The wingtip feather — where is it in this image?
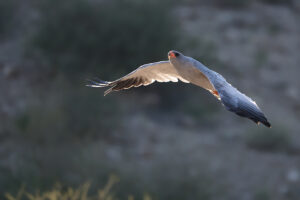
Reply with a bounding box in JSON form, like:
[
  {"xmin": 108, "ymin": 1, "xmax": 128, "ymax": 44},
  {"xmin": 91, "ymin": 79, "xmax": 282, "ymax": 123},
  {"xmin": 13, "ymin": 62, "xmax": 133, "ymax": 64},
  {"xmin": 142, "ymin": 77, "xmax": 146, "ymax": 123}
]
[
  {"xmin": 85, "ymin": 78, "xmax": 110, "ymax": 88},
  {"xmin": 263, "ymin": 121, "xmax": 271, "ymax": 128},
  {"xmin": 257, "ymin": 118, "xmax": 271, "ymax": 128}
]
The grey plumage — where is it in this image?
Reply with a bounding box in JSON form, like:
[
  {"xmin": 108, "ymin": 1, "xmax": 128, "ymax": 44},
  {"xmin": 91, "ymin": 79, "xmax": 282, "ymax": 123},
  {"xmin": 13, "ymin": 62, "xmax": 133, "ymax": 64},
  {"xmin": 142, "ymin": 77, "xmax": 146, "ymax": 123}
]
[
  {"xmin": 218, "ymin": 83, "xmax": 271, "ymax": 127},
  {"xmin": 87, "ymin": 50, "xmax": 271, "ymax": 127}
]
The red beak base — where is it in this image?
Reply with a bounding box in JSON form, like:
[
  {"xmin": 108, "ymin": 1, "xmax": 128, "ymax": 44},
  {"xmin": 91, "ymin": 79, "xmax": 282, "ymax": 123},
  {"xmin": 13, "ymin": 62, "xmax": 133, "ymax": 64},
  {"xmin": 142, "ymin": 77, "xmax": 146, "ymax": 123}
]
[{"xmin": 168, "ymin": 51, "xmax": 176, "ymax": 58}]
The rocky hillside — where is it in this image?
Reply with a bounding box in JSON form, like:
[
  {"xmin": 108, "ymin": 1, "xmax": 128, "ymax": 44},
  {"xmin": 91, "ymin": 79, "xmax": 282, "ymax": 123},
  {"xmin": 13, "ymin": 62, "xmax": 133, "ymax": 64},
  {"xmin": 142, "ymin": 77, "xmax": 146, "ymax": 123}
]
[{"xmin": 0, "ymin": 0, "xmax": 299, "ymax": 199}]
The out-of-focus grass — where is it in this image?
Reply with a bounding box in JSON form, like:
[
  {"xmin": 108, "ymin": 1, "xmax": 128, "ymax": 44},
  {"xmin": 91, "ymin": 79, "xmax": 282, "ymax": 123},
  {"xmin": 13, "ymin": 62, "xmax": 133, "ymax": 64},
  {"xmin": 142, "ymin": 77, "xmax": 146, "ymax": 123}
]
[
  {"xmin": 4, "ymin": 170, "xmax": 218, "ymax": 200},
  {"xmin": 5, "ymin": 175, "xmax": 150, "ymax": 200},
  {"xmin": 1, "ymin": 145, "xmax": 220, "ymax": 200}
]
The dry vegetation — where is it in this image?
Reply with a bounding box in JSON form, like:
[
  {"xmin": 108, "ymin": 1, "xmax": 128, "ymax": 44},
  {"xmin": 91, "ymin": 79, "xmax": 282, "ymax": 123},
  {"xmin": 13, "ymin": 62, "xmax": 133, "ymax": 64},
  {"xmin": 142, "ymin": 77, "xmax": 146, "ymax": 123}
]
[{"xmin": 5, "ymin": 175, "xmax": 154, "ymax": 200}]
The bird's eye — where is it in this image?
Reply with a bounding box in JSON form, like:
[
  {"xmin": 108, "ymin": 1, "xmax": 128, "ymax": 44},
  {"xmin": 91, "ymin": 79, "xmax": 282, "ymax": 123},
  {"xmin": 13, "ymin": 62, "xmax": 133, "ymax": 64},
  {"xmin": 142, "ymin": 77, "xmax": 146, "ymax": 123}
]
[{"xmin": 175, "ymin": 52, "xmax": 180, "ymax": 57}]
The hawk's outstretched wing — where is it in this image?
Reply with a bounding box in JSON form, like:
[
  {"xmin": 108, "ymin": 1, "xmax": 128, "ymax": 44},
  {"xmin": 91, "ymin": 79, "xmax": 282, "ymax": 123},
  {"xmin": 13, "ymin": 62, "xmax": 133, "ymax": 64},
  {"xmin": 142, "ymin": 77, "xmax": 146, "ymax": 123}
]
[{"xmin": 86, "ymin": 61, "xmax": 189, "ymax": 96}]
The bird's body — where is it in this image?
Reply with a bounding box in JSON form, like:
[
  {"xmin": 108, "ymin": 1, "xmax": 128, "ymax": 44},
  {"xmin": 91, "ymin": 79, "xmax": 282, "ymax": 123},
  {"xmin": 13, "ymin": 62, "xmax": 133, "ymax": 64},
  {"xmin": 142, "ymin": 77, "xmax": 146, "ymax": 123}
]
[{"xmin": 87, "ymin": 50, "xmax": 271, "ymax": 127}]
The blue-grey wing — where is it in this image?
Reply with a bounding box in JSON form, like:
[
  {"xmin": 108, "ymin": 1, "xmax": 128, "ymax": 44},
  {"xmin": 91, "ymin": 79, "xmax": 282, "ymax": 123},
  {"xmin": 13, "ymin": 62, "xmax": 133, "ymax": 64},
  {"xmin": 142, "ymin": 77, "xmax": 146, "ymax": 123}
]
[{"xmin": 219, "ymin": 85, "xmax": 271, "ymax": 127}]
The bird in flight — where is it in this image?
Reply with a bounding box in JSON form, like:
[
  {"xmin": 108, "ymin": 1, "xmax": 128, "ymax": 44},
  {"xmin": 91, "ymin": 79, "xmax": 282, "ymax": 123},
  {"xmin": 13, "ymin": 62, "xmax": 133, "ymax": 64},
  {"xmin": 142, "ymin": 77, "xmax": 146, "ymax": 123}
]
[{"xmin": 87, "ymin": 50, "xmax": 271, "ymax": 127}]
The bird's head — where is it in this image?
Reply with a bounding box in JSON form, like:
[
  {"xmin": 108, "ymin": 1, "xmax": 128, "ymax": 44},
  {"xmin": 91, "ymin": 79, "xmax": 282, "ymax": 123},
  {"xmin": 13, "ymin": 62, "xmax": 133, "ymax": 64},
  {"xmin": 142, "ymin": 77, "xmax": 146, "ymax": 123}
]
[
  {"xmin": 168, "ymin": 50, "xmax": 181, "ymax": 60},
  {"xmin": 168, "ymin": 50, "xmax": 189, "ymax": 66}
]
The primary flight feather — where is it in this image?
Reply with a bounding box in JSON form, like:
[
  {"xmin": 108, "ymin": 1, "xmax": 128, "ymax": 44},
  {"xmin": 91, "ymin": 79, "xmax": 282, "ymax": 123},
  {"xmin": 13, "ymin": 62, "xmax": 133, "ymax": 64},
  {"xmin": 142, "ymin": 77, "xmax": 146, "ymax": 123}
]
[{"xmin": 87, "ymin": 50, "xmax": 271, "ymax": 127}]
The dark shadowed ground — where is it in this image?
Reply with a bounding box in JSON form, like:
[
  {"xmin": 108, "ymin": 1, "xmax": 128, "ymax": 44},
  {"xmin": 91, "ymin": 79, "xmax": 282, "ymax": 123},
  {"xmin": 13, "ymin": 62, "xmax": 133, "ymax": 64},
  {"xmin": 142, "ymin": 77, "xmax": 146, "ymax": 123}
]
[{"xmin": 0, "ymin": 0, "xmax": 300, "ymax": 199}]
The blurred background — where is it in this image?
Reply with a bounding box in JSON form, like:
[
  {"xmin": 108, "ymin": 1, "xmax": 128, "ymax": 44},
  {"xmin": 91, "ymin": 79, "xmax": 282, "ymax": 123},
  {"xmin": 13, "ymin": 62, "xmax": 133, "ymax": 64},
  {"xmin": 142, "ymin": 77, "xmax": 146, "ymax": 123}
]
[{"xmin": 0, "ymin": 0, "xmax": 300, "ymax": 199}]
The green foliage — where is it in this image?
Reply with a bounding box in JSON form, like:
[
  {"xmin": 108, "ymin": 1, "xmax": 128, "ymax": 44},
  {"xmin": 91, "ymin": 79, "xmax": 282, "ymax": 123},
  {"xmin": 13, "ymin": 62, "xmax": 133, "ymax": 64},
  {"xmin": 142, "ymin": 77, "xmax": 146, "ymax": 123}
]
[
  {"xmin": 203, "ymin": 0, "xmax": 293, "ymax": 8},
  {"xmin": 15, "ymin": 84, "xmax": 123, "ymax": 143},
  {"xmin": 180, "ymin": 98, "xmax": 218, "ymax": 119},
  {"xmin": 177, "ymin": 90, "xmax": 220, "ymax": 121},
  {"xmin": 211, "ymin": 0, "xmax": 293, "ymax": 7},
  {"xmin": 267, "ymin": 23, "xmax": 282, "ymax": 36},
  {"xmin": 260, "ymin": 0, "xmax": 293, "ymax": 5},
  {"xmin": 191, "ymin": 39, "xmax": 220, "ymax": 67},
  {"xmin": 254, "ymin": 49, "xmax": 268, "ymax": 69},
  {"xmin": 0, "ymin": 0, "xmax": 15, "ymax": 37},
  {"xmin": 151, "ymin": 174, "xmax": 214, "ymax": 200},
  {"xmin": 212, "ymin": 0, "xmax": 251, "ymax": 9},
  {"xmin": 16, "ymin": 103, "xmax": 68, "ymax": 143},
  {"xmin": 254, "ymin": 188, "xmax": 271, "ymax": 200},
  {"xmin": 15, "ymin": 113, "xmax": 30, "ymax": 132},
  {"xmin": 28, "ymin": 0, "xmax": 179, "ymax": 78},
  {"xmin": 245, "ymin": 127, "xmax": 291, "ymax": 152}
]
